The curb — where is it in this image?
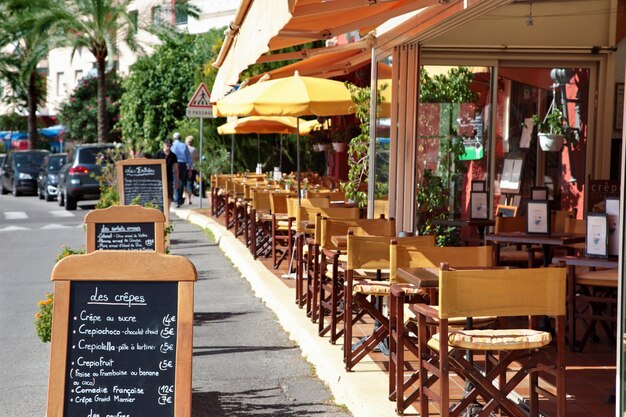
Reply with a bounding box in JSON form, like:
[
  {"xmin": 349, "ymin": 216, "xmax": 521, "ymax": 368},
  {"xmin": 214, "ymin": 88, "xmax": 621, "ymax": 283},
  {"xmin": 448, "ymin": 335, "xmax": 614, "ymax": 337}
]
[{"xmin": 173, "ymin": 208, "xmax": 403, "ymax": 417}]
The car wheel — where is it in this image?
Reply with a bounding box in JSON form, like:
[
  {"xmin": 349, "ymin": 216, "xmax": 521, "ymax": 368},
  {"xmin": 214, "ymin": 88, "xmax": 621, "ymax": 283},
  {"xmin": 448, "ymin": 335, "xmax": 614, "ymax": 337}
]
[
  {"xmin": 58, "ymin": 188, "xmax": 65, "ymax": 206},
  {"xmin": 12, "ymin": 181, "xmax": 20, "ymax": 197},
  {"xmin": 65, "ymin": 190, "xmax": 77, "ymax": 211}
]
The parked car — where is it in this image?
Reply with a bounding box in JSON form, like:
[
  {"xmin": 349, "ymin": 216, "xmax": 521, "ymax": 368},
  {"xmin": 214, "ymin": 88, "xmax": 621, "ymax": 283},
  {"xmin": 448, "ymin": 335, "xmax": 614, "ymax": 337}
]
[
  {"xmin": 37, "ymin": 153, "xmax": 67, "ymax": 201},
  {"xmin": 57, "ymin": 144, "xmax": 114, "ymax": 210},
  {"xmin": 1, "ymin": 150, "xmax": 50, "ymax": 196}
]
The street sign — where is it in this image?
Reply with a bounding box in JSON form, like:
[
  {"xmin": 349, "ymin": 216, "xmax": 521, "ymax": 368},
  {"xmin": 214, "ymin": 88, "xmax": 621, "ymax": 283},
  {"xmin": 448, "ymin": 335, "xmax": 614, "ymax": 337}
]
[{"xmin": 186, "ymin": 82, "xmax": 213, "ymax": 118}]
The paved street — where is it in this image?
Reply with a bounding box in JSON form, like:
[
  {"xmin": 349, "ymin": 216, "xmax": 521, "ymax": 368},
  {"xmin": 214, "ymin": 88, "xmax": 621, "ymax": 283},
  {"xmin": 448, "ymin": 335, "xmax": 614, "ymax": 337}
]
[
  {"xmin": 0, "ymin": 193, "xmax": 350, "ymax": 416},
  {"xmin": 0, "ymin": 194, "xmax": 85, "ymax": 417}
]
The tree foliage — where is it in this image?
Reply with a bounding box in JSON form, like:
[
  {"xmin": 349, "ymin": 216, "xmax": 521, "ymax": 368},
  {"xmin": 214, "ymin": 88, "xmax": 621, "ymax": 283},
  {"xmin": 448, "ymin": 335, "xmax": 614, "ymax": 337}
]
[
  {"xmin": 0, "ymin": 0, "xmax": 58, "ymax": 149},
  {"xmin": 58, "ymin": 72, "xmax": 123, "ymax": 143},
  {"xmin": 119, "ymin": 30, "xmax": 222, "ymax": 155}
]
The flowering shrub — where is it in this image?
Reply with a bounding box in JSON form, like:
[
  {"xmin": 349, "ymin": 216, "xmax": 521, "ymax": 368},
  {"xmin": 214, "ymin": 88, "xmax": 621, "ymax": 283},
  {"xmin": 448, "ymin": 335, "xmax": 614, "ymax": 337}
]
[
  {"xmin": 35, "ymin": 293, "xmax": 54, "ymax": 343},
  {"xmin": 57, "ymin": 71, "xmax": 124, "ymax": 143}
]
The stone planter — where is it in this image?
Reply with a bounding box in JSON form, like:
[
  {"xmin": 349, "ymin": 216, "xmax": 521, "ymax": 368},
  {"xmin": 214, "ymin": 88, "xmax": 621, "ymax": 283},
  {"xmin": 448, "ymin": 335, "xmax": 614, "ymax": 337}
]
[{"xmin": 538, "ymin": 133, "xmax": 565, "ymax": 152}]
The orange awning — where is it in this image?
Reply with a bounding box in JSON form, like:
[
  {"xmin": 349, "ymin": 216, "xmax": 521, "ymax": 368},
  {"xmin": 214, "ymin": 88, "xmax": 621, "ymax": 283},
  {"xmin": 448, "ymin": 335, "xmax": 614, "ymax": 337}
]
[{"xmin": 211, "ymin": 0, "xmax": 440, "ymax": 101}]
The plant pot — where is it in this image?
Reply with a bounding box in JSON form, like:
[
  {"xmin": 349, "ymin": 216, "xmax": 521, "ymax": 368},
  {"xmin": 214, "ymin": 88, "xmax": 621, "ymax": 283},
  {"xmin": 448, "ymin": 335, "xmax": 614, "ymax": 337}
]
[
  {"xmin": 312, "ymin": 143, "xmax": 328, "ymax": 152},
  {"xmin": 538, "ymin": 133, "xmax": 565, "ymax": 152},
  {"xmin": 332, "ymin": 142, "xmax": 348, "ymax": 152}
]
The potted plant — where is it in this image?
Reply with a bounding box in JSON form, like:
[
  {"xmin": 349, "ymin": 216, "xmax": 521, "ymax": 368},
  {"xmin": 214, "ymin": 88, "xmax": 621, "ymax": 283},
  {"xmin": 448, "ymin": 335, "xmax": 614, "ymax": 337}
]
[{"xmin": 531, "ymin": 105, "xmax": 574, "ymax": 152}]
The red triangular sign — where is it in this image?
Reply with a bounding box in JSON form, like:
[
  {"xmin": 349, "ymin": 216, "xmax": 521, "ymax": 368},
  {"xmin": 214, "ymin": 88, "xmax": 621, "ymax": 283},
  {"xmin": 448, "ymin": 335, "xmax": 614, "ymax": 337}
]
[{"xmin": 187, "ymin": 83, "xmax": 212, "ymax": 108}]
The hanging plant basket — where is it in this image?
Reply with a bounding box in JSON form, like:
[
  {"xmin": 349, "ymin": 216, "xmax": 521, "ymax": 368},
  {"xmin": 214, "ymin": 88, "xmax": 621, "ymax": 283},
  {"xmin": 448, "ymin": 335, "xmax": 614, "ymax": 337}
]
[
  {"xmin": 538, "ymin": 133, "xmax": 565, "ymax": 152},
  {"xmin": 332, "ymin": 142, "xmax": 348, "ymax": 152}
]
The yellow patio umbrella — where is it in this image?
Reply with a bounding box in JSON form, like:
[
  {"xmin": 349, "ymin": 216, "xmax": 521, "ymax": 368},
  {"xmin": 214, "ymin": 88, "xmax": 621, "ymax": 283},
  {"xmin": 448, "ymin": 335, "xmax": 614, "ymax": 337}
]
[
  {"xmin": 215, "ymin": 71, "xmax": 355, "ymax": 200},
  {"xmin": 216, "ymin": 116, "xmax": 316, "ymax": 135},
  {"xmin": 216, "ymin": 116, "xmax": 317, "ymax": 169}
]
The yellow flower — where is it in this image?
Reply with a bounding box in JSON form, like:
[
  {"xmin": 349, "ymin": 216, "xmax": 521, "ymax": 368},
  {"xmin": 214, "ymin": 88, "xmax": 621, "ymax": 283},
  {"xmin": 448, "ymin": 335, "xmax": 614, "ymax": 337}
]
[
  {"xmin": 35, "ymin": 313, "xmax": 41, "ymax": 319},
  {"xmin": 37, "ymin": 300, "xmax": 45, "ymax": 306},
  {"xmin": 44, "ymin": 298, "xmax": 53, "ymax": 305}
]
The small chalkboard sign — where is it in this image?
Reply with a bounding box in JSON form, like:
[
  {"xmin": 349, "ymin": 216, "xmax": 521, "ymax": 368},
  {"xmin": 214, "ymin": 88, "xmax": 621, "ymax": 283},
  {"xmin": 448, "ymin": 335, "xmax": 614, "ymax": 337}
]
[
  {"xmin": 84, "ymin": 206, "xmax": 166, "ymax": 253},
  {"xmin": 116, "ymin": 159, "xmax": 168, "ymax": 217},
  {"xmin": 47, "ymin": 252, "xmax": 196, "ymax": 417}
]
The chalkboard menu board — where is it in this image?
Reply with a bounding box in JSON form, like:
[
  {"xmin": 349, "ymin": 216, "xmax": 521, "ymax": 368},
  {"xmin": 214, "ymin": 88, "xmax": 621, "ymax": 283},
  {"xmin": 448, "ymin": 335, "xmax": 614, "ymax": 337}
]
[
  {"xmin": 64, "ymin": 281, "xmax": 178, "ymax": 417},
  {"xmin": 84, "ymin": 206, "xmax": 166, "ymax": 254},
  {"xmin": 117, "ymin": 159, "xmax": 168, "ymax": 215},
  {"xmin": 96, "ymin": 223, "xmax": 156, "ymax": 251},
  {"xmin": 47, "ymin": 252, "xmax": 196, "ymax": 417}
]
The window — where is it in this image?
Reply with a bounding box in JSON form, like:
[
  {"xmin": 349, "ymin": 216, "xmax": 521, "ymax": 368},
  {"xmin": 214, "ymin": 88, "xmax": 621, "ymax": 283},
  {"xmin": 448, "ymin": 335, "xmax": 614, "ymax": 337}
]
[
  {"xmin": 74, "ymin": 70, "xmax": 83, "ymax": 85},
  {"xmin": 56, "ymin": 72, "xmax": 65, "ymax": 97}
]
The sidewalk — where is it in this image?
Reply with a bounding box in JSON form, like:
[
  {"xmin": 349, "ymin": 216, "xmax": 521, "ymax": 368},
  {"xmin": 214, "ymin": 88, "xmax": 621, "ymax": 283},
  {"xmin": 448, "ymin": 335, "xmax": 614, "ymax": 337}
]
[
  {"xmin": 172, "ymin": 203, "xmax": 403, "ymax": 417},
  {"xmin": 168, "ymin": 213, "xmax": 352, "ymax": 416}
]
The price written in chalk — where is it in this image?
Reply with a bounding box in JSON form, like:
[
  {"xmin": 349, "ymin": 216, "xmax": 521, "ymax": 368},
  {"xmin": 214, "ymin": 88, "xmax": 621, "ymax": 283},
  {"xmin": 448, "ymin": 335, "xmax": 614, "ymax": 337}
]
[{"xmin": 64, "ymin": 281, "xmax": 178, "ymax": 417}]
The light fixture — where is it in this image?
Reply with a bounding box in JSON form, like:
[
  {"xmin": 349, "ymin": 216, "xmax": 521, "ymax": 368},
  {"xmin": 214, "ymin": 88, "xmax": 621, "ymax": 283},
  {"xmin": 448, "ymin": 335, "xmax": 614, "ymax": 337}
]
[{"xmin": 438, "ymin": 0, "xmax": 453, "ymax": 4}]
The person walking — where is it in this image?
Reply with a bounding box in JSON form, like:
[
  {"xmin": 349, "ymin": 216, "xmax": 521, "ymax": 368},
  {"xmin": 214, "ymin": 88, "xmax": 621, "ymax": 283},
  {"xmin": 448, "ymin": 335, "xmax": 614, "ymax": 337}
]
[
  {"xmin": 153, "ymin": 139, "xmax": 178, "ymax": 203},
  {"xmin": 171, "ymin": 132, "xmax": 191, "ymax": 208},
  {"xmin": 185, "ymin": 135, "xmax": 199, "ymax": 205}
]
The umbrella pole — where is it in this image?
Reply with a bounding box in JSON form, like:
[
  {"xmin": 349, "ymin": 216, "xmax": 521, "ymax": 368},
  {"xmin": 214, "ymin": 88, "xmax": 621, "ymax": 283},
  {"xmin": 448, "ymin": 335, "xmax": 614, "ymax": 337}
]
[
  {"xmin": 230, "ymin": 134, "xmax": 234, "ymax": 174},
  {"xmin": 279, "ymin": 135, "xmax": 283, "ymax": 170},
  {"xmin": 297, "ymin": 118, "xmax": 301, "ymax": 205},
  {"xmin": 257, "ymin": 133, "xmax": 260, "ymax": 165}
]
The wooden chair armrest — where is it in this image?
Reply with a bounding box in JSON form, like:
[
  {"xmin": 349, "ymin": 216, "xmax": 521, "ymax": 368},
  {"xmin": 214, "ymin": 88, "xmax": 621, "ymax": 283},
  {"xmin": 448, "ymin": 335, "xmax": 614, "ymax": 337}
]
[{"xmin": 412, "ymin": 303, "xmax": 438, "ymax": 318}]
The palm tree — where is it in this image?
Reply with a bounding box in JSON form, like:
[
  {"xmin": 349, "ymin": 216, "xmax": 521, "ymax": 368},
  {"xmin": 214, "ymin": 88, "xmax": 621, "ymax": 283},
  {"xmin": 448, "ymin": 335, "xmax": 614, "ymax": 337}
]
[
  {"xmin": 0, "ymin": 0, "xmax": 54, "ymax": 150},
  {"xmin": 42, "ymin": 0, "xmax": 200, "ymax": 144},
  {"xmin": 42, "ymin": 0, "xmax": 139, "ymax": 144}
]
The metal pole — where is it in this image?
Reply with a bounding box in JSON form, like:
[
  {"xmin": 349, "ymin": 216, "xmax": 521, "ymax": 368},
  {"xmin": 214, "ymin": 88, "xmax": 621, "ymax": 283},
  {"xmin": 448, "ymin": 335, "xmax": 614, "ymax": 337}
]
[
  {"xmin": 367, "ymin": 47, "xmax": 378, "ymax": 219},
  {"xmin": 257, "ymin": 133, "xmax": 260, "ymax": 165},
  {"xmin": 279, "ymin": 135, "xmax": 283, "ymax": 170},
  {"xmin": 199, "ymin": 116, "xmax": 204, "ymax": 209},
  {"xmin": 230, "ymin": 134, "xmax": 234, "ymax": 174},
  {"xmin": 297, "ymin": 118, "xmax": 301, "ymax": 205}
]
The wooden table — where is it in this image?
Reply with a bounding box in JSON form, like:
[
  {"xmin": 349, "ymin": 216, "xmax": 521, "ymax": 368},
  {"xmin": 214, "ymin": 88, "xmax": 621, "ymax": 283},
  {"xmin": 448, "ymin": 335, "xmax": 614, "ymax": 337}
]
[
  {"xmin": 485, "ymin": 232, "xmax": 585, "ymax": 267},
  {"xmin": 433, "ymin": 218, "xmax": 495, "ymax": 241},
  {"xmin": 331, "ymin": 235, "xmax": 347, "ymax": 250},
  {"xmin": 553, "ymin": 255, "xmax": 618, "ymax": 351},
  {"xmin": 396, "ymin": 267, "xmax": 440, "ymax": 288}
]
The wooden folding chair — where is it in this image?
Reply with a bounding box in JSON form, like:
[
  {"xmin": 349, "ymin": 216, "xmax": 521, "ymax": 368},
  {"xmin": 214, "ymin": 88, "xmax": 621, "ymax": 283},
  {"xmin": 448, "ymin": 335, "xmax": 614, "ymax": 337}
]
[
  {"xmin": 316, "ymin": 217, "xmax": 396, "ymax": 343},
  {"xmin": 343, "ymin": 232, "xmax": 435, "ymax": 371},
  {"xmin": 388, "ymin": 245, "xmax": 493, "ymax": 414},
  {"xmin": 414, "ymin": 265, "xmax": 566, "ymax": 417},
  {"xmin": 493, "ymin": 215, "xmax": 543, "ymax": 267},
  {"xmin": 295, "ymin": 206, "xmax": 360, "ymax": 309},
  {"xmin": 270, "ymin": 191, "xmax": 296, "ymax": 269},
  {"xmin": 249, "ymin": 189, "xmax": 272, "ymax": 259}
]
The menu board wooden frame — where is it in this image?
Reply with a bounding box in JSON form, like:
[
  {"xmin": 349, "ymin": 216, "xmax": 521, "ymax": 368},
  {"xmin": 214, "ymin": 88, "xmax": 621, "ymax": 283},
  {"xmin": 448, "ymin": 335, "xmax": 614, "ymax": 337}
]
[
  {"xmin": 116, "ymin": 158, "xmax": 169, "ymax": 219},
  {"xmin": 46, "ymin": 251, "xmax": 197, "ymax": 417},
  {"xmin": 84, "ymin": 205, "xmax": 166, "ymax": 253}
]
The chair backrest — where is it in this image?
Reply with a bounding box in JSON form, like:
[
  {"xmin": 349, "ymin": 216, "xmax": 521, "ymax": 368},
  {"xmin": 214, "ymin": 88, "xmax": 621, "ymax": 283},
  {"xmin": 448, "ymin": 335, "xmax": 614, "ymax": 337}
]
[
  {"xmin": 495, "ymin": 204, "xmax": 518, "ymax": 217},
  {"xmin": 287, "ymin": 196, "xmax": 331, "ymax": 210},
  {"xmin": 374, "ymin": 199, "xmax": 389, "ymax": 219},
  {"xmin": 307, "ymin": 190, "xmax": 346, "ymax": 201},
  {"xmin": 494, "ymin": 215, "xmax": 526, "ymax": 233},
  {"xmin": 390, "ymin": 244, "xmax": 493, "ymax": 281},
  {"xmin": 251, "ymin": 189, "xmax": 271, "ymax": 213},
  {"xmin": 437, "ymin": 266, "xmax": 566, "ymax": 319},
  {"xmin": 303, "ymin": 206, "xmax": 360, "ymax": 222},
  {"xmin": 270, "ymin": 191, "xmax": 295, "ymax": 214},
  {"xmin": 320, "ymin": 217, "xmax": 396, "ymax": 251},
  {"xmin": 346, "ymin": 232, "xmax": 393, "ymax": 271},
  {"xmin": 564, "ymin": 217, "xmax": 585, "ymax": 234},
  {"xmin": 551, "ymin": 209, "xmax": 576, "ymax": 233}
]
